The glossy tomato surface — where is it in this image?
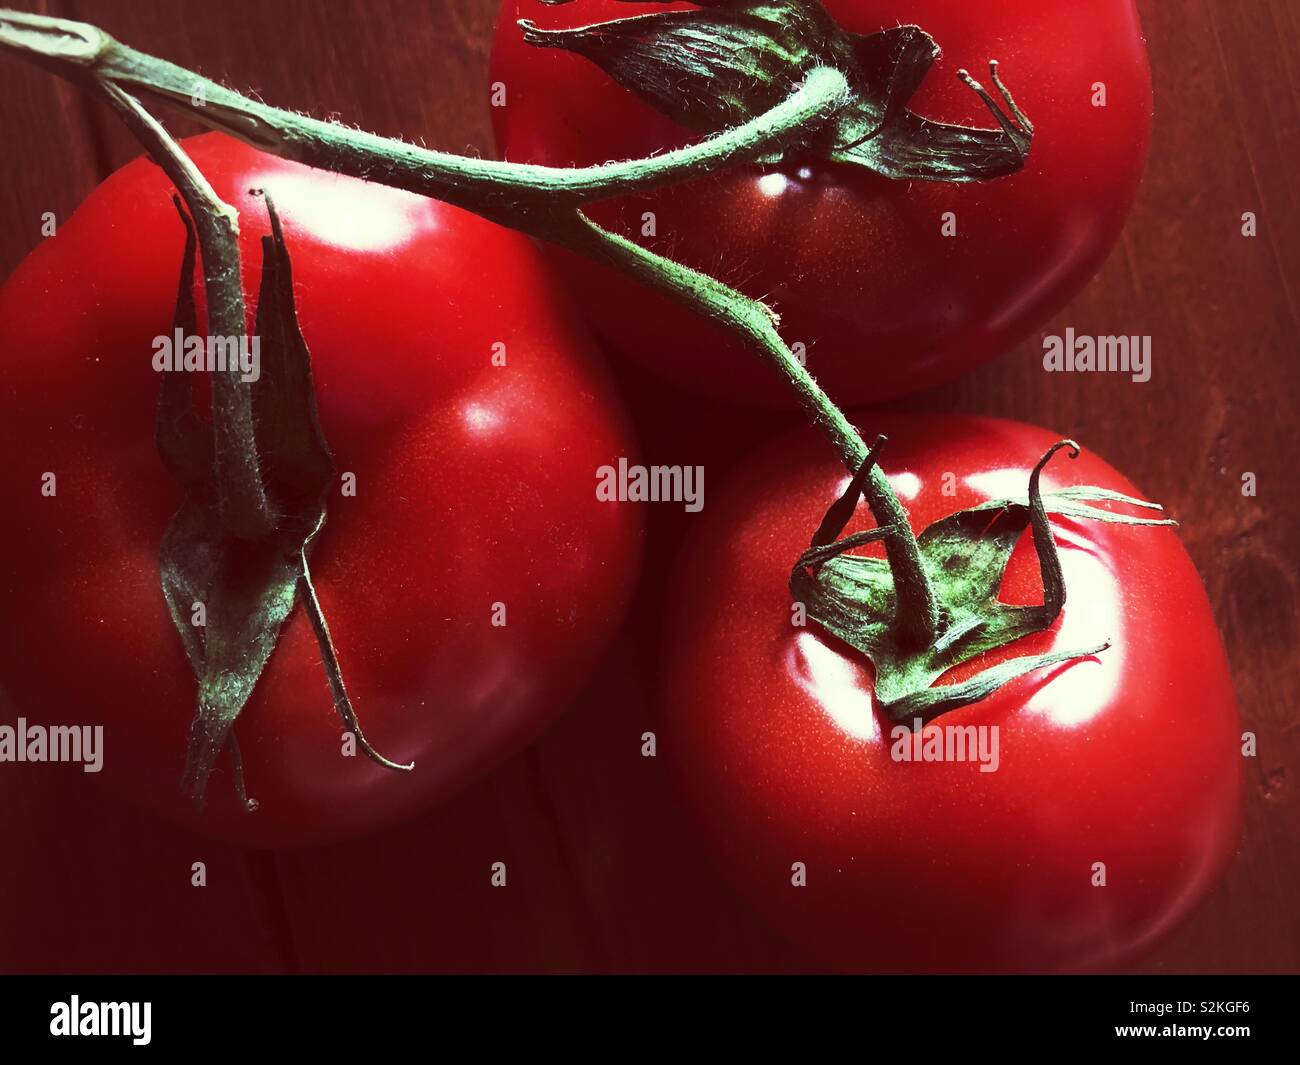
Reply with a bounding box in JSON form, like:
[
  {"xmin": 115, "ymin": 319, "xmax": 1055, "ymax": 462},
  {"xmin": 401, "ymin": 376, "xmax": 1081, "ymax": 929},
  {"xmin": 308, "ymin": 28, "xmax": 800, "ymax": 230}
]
[
  {"xmin": 491, "ymin": 1, "xmax": 1153, "ymax": 406},
  {"xmin": 0, "ymin": 133, "xmax": 641, "ymax": 848},
  {"xmin": 661, "ymin": 413, "xmax": 1240, "ymax": 972}
]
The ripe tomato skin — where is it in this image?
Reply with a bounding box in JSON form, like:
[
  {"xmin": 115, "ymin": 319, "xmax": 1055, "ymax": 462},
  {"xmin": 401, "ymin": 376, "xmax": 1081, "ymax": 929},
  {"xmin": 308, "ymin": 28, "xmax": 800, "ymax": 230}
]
[
  {"xmin": 661, "ymin": 413, "xmax": 1240, "ymax": 973},
  {"xmin": 491, "ymin": 1, "xmax": 1153, "ymax": 406},
  {"xmin": 0, "ymin": 133, "xmax": 642, "ymax": 848}
]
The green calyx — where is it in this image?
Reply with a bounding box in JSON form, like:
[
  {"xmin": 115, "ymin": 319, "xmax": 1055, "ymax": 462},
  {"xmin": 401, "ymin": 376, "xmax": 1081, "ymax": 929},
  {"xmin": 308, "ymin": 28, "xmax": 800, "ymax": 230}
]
[
  {"xmin": 790, "ymin": 440, "xmax": 1177, "ymax": 726},
  {"xmin": 158, "ymin": 196, "xmax": 411, "ymax": 808},
  {"xmin": 522, "ymin": 0, "xmax": 1033, "ymax": 181}
]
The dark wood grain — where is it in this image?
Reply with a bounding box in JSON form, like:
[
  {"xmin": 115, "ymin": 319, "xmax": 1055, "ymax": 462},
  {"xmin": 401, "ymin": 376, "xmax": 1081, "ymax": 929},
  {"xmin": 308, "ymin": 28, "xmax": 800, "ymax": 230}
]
[{"xmin": 0, "ymin": 0, "xmax": 1294, "ymax": 973}]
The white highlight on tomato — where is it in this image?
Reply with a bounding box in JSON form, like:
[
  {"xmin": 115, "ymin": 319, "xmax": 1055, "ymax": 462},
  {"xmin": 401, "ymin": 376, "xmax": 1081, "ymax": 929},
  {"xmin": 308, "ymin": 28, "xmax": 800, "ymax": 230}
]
[
  {"xmin": 247, "ymin": 169, "xmax": 434, "ymax": 252},
  {"xmin": 462, "ymin": 402, "xmax": 501, "ymax": 435},
  {"xmin": 788, "ymin": 630, "xmax": 880, "ymax": 742}
]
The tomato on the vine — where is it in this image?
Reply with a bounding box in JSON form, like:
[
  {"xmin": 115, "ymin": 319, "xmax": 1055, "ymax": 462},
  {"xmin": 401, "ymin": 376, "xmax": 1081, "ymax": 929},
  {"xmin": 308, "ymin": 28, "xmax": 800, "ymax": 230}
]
[
  {"xmin": 0, "ymin": 133, "xmax": 642, "ymax": 848},
  {"xmin": 491, "ymin": 0, "xmax": 1153, "ymax": 406},
  {"xmin": 660, "ymin": 413, "xmax": 1240, "ymax": 972}
]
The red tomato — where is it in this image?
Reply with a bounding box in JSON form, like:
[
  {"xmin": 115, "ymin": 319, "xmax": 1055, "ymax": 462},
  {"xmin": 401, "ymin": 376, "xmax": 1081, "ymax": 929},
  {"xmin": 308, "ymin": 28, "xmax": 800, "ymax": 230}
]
[
  {"xmin": 491, "ymin": 1, "xmax": 1152, "ymax": 406},
  {"xmin": 660, "ymin": 413, "xmax": 1240, "ymax": 972},
  {"xmin": 0, "ymin": 133, "xmax": 642, "ymax": 848}
]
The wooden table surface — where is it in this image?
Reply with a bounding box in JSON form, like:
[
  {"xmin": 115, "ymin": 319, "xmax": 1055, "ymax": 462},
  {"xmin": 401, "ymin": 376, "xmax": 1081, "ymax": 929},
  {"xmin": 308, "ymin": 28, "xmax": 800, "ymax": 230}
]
[{"xmin": 0, "ymin": 0, "xmax": 1295, "ymax": 973}]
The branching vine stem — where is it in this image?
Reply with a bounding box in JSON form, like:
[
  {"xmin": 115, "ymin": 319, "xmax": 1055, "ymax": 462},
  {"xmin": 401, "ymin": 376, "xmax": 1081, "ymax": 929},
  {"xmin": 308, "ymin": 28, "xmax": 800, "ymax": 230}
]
[
  {"xmin": 0, "ymin": 6, "xmax": 941, "ymax": 645},
  {"xmin": 566, "ymin": 216, "xmax": 940, "ymax": 644}
]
